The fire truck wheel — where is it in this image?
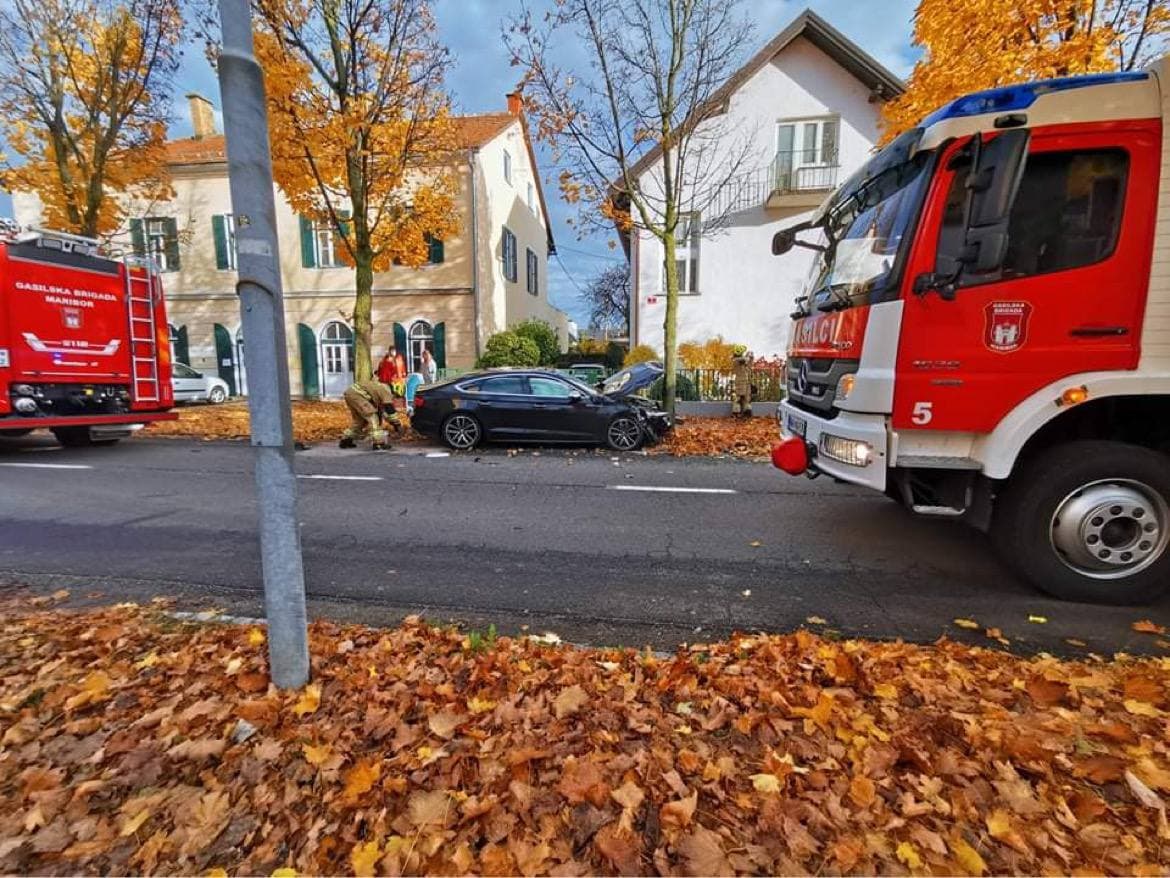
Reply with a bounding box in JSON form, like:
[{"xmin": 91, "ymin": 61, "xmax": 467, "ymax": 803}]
[
  {"xmin": 992, "ymin": 441, "xmax": 1170, "ymax": 605},
  {"xmin": 51, "ymin": 427, "xmax": 120, "ymax": 448}
]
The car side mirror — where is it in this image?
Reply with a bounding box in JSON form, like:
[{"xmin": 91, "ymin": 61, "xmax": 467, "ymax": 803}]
[
  {"xmin": 568, "ymin": 391, "xmax": 584, "ymax": 403},
  {"xmin": 963, "ymin": 128, "xmax": 1029, "ymax": 273}
]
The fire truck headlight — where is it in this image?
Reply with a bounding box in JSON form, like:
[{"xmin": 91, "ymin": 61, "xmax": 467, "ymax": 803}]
[
  {"xmin": 820, "ymin": 433, "xmax": 873, "ymax": 467},
  {"xmin": 13, "ymin": 397, "xmax": 37, "ymax": 413},
  {"xmin": 836, "ymin": 373, "xmax": 856, "ymax": 401},
  {"xmin": 12, "ymin": 384, "xmax": 35, "ymax": 397}
]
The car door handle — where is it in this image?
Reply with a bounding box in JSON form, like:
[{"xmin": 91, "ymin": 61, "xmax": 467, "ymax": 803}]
[{"xmin": 1070, "ymin": 326, "xmax": 1128, "ymax": 337}]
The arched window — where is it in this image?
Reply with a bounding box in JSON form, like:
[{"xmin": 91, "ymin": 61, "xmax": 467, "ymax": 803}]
[
  {"xmin": 408, "ymin": 320, "xmax": 433, "ymax": 373},
  {"xmin": 319, "ymin": 321, "xmax": 354, "ymax": 397}
]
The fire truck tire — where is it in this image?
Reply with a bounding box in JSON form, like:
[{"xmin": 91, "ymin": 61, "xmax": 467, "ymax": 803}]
[
  {"xmin": 51, "ymin": 427, "xmax": 120, "ymax": 448},
  {"xmin": 992, "ymin": 441, "xmax": 1170, "ymax": 605}
]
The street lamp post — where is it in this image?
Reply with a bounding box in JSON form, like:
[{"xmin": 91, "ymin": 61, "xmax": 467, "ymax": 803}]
[{"xmin": 216, "ymin": 0, "xmax": 310, "ymax": 688}]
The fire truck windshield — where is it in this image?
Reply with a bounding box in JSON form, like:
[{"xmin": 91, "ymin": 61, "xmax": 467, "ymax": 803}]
[{"xmin": 804, "ymin": 149, "xmax": 932, "ymax": 313}]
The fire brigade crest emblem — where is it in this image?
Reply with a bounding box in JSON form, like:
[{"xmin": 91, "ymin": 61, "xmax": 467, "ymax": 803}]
[{"xmin": 984, "ymin": 301, "xmax": 1032, "ymax": 353}]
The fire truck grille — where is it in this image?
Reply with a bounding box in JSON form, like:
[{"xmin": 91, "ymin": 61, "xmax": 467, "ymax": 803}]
[{"xmin": 785, "ymin": 357, "xmax": 858, "ymax": 417}]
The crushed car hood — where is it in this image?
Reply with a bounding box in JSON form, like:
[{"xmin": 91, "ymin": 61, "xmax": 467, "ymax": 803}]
[{"xmin": 600, "ymin": 362, "xmax": 663, "ymax": 399}]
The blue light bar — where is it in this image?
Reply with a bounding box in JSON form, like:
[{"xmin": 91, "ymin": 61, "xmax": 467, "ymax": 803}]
[{"xmin": 921, "ymin": 71, "xmax": 1150, "ymax": 128}]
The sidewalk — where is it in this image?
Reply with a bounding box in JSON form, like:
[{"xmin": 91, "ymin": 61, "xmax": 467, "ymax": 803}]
[{"xmin": 0, "ymin": 595, "xmax": 1167, "ymax": 875}]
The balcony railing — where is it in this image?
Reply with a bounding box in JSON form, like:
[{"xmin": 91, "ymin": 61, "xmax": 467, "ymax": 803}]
[{"xmin": 703, "ymin": 149, "xmax": 840, "ymax": 222}]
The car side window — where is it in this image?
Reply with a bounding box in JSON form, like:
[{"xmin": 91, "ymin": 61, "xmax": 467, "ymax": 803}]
[
  {"xmin": 938, "ymin": 147, "xmax": 1128, "ymax": 284},
  {"xmin": 478, "ymin": 376, "xmax": 528, "ymax": 395},
  {"xmin": 528, "ymin": 377, "xmax": 570, "ymax": 398},
  {"xmin": 174, "ymin": 364, "xmax": 198, "ymax": 378}
]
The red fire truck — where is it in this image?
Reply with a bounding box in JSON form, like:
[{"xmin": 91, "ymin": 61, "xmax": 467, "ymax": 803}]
[
  {"xmin": 0, "ymin": 229, "xmax": 175, "ymax": 446},
  {"xmin": 771, "ymin": 58, "xmax": 1170, "ymax": 604}
]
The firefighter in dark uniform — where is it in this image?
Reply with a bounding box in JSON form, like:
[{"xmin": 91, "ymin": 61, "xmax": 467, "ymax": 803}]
[
  {"xmin": 731, "ymin": 344, "xmax": 753, "ymax": 417},
  {"xmin": 339, "ymin": 378, "xmax": 403, "ymax": 450}
]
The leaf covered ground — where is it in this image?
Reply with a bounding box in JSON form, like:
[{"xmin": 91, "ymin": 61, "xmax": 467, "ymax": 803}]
[
  {"xmin": 657, "ymin": 416, "xmax": 777, "ymax": 459},
  {"xmin": 2, "ymin": 600, "xmax": 1169, "ymax": 876},
  {"xmin": 146, "ymin": 402, "xmax": 422, "ymax": 446}
]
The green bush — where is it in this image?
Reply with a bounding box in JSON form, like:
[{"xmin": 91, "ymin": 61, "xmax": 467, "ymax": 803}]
[
  {"xmin": 512, "ymin": 319, "xmax": 560, "ymax": 366},
  {"xmin": 647, "ymin": 372, "xmax": 698, "ymax": 402},
  {"xmin": 476, "ymin": 331, "xmax": 540, "ymax": 368},
  {"xmin": 605, "ymin": 341, "xmax": 626, "ymax": 371}
]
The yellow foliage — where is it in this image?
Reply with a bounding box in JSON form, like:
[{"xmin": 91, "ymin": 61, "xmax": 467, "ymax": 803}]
[
  {"xmin": 623, "ymin": 344, "xmax": 659, "ymax": 366},
  {"xmin": 678, "ymin": 336, "xmax": 735, "ymax": 370},
  {"xmin": 0, "ymin": 0, "xmax": 182, "ymax": 237},
  {"xmin": 882, "ymin": 0, "xmax": 1170, "ymax": 142}
]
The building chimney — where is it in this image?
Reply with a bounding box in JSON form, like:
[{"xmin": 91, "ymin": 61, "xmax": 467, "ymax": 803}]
[
  {"xmin": 187, "ymin": 93, "xmax": 217, "ymax": 139},
  {"xmin": 506, "ymin": 92, "xmax": 523, "ymax": 116}
]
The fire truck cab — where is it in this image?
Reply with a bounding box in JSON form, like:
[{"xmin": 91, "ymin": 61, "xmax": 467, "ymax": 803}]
[
  {"xmin": 0, "ymin": 229, "xmax": 175, "ymax": 446},
  {"xmin": 772, "ymin": 59, "xmax": 1170, "ymax": 604}
]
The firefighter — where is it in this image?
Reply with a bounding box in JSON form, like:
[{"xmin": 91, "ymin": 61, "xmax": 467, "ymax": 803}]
[
  {"xmin": 339, "ymin": 378, "xmax": 403, "ymax": 450},
  {"xmin": 731, "ymin": 344, "xmax": 753, "ymax": 417}
]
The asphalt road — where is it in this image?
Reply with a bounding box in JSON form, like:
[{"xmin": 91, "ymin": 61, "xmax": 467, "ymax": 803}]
[{"xmin": 0, "ymin": 432, "xmax": 1165, "ymax": 655}]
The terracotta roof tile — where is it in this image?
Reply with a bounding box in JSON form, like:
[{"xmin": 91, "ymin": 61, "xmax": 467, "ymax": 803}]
[{"xmin": 163, "ymin": 114, "xmax": 515, "ymax": 165}]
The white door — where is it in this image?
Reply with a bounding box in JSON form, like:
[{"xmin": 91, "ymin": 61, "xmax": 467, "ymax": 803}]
[{"xmin": 320, "ymin": 321, "xmax": 354, "ymax": 397}]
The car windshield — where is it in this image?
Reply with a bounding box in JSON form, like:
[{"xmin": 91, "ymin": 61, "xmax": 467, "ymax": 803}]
[{"xmin": 805, "ymin": 150, "xmax": 932, "ymax": 311}]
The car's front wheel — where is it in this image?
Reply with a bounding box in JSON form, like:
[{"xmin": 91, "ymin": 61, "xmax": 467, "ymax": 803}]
[
  {"xmin": 992, "ymin": 441, "xmax": 1170, "ymax": 604},
  {"xmin": 441, "ymin": 413, "xmax": 481, "ymax": 451},
  {"xmin": 605, "ymin": 415, "xmax": 643, "ymax": 451},
  {"xmin": 208, "ymin": 385, "xmax": 227, "ymax": 404}
]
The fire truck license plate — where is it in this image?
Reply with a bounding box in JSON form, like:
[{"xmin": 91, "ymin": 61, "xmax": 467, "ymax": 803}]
[{"xmin": 786, "ymin": 412, "xmax": 807, "ymax": 438}]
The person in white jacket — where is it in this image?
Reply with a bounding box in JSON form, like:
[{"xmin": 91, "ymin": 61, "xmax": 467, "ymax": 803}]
[{"xmin": 421, "ymin": 347, "xmax": 439, "ymax": 384}]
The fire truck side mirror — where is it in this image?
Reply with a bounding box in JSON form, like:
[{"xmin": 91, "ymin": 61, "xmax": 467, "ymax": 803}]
[{"xmin": 963, "ymin": 128, "xmax": 1030, "ymax": 274}]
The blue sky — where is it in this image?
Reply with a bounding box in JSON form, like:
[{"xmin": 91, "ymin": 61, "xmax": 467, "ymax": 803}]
[{"xmin": 3, "ymin": 0, "xmax": 920, "ymax": 325}]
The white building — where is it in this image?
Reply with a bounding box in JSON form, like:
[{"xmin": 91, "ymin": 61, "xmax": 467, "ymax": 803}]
[{"xmin": 625, "ymin": 10, "xmax": 903, "ymax": 357}]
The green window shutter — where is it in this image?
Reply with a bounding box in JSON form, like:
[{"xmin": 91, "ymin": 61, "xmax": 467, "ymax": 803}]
[
  {"xmin": 129, "ymin": 218, "xmax": 145, "ymax": 257},
  {"xmin": 393, "ymin": 322, "xmax": 407, "ymax": 355},
  {"xmin": 163, "ymin": 217, "xmax": 180, "ymax": 270},
  {"xmin": 433, "ymin": 322, "xmax": 446, "ymax": 369},
  {"xmin": 213, "ymin": 323, "xmax": 237, "ymax": 396},
  {"xmin": 212, "ymin": 215, "xmax": 229, "ymax": 269},
  {"xmin": 338, "ymin": 209, "xmax": 351, "ymax": 242},
  {"xmin": 427, "ymin": 236, "xmax": 444, "ymax": 264},
  {"xmin": 175, "ymin": 325, "xmax": 190, "ymax": 365},
  {"xmin": 299, "ymin": 216, "xmax": 316, "ymax": 268},
  {"xmin": 297, "ymin": 323, "xmax": 320, "ymax": 398}
]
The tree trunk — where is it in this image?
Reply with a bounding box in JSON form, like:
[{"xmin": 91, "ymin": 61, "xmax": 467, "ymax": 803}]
[
  {"xmin": 353, "ymin": 248, "xmax": 374, "ymax": 382},
  {"xmin": 661, "ymin": 232, "xmax": 680, "ymax": 418}
]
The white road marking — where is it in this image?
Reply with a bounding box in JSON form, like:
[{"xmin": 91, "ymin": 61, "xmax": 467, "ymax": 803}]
[
  {"xmin": 607, "ymin": 484, "xmax": 737, "ymax": 495},
  {"xmin": 297, "ymin": 474, "xmax": 383, "ymax": 482},
  {"xmin": 0, "ymin": 462, "xmax": 92, "ymax": 470}
]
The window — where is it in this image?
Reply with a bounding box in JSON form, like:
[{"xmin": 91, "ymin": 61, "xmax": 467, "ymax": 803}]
[
  {"xmin": 408, "ymin": 320, "xmax": 433, "ymax": 372},
  {"xmin": 527, "ymin": 182, "xmax": 535, "ymax": 212},
  {"xmin": 479, "ymin": 375, "xmax": 527, "ymax": 395},
  {"xmin": 426, "ymin": 235, "xmax": 444, "ymax": 265},
  {"xmin": 526, "ymin": 248, "xmax": 538, "ymax": 295},
  {"xmin": 173, "ymin": 363, "xmax": 199, "ymax": 379},
  {"xmin": 529, "ymin": 376, "xmax": 570, "ymax": 397},
  {"xmin": 131, "ymin": 217, "xmax": 180, "ymax": 272},
  {"xmin": 503, "ymin": 149, "xmax": 512, "ymax": 184},
  {"xmin": 938, "ymin": 148, "xmax": 1128, "ymax": 284},
  {"xmin": 212, "ymin": 214, "xmax": 237, "ymax": 270},
  {"xmin": 775, "ymin": 118, "xmax": 840, "ymax": 192},
  {"xmin": 502, "ymin": 227, "xmax": 518, "ymax": 282},
  {"xmin": 669, "ymin": 211, "xmax": 701, "ymax": 294},
  {"xmin": 315, "ymin": 221, "xmax": 343, "ymax": 268}
]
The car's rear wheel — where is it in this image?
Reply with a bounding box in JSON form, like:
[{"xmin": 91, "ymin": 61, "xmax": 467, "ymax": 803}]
[
  {"xmin": 208, "ymin": 386, "xmax": 227, "ymax": 404},
  {"xmin": 991, "ymin": 441, "xmax": 1170, "ymax": 604},
  {"xmin": 441, "ymin": 413, "xmax": 481, "ymax": 451},
  {"xmin": 606, "ymin": 415, "xmax": 643, "ymax": 451},
  {"xmin": 51, "ymin": 427, "xmax": 120, "ymax": 448}
]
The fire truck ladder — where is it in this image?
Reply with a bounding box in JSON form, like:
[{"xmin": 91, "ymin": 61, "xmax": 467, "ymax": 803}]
[{"xmin": 123, "ymin": 256, "xmax": 161, "ymax": 403}]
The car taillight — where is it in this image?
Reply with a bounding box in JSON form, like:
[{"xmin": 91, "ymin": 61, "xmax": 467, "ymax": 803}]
[{"xmin": 414, "ymin": 395, "xmax": 425, "ymax": 408}]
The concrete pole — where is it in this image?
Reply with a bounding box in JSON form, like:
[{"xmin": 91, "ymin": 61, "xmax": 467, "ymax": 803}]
[{"xmin": 217, "ymin": 0, "xmax": 310, "ymax": 689}]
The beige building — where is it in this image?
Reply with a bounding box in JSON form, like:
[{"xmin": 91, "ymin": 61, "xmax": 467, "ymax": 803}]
[{"xmin": 13, "ymin": 94, "xmax": 573, "ymax": 397}]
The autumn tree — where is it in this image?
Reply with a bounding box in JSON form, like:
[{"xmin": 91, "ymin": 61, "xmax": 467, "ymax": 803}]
[
  {"xmin": 883, "ymin": 0, "xmax": 1170, "ymax": 139},
  {"xmin": 0, "ymin": 0, "xmax": 182, "ymax": 237},
  {"xmin": 251, "ymin": 0, "xmax": 459, "ymax": 381},
  {"xmin": 505, "ymin": 0, "xmax": 755, "ymax": 416},
  {"xmin": 583, "ymin": 264, "xmax": 630, "ymax": 337}
]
